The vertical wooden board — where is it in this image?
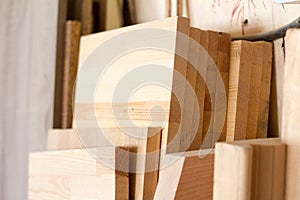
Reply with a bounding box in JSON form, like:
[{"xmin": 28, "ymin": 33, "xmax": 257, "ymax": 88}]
[
  {"xmin": 202, "ymin": 31, "xmax": 219, "ymax": 149},
  {"xmin": 53, "ymin": 0, "xmax": 68, "ymax": 128},
  {"xmin": 81, "ymin": 0, "xmax": 93, "ymax": 35},
  {"xmin": 29, "ymin": 147, "xmax": 129, "ymax": 200},
  {"xmin": 251, "ymin": 144, "xmax": 286, "ymax": 200},
  {"xmin": 226, "ymin": 41, "xmax": 252, "ymax": 141},
  {"xmin": 214, "ymin": 32, "xmax": 230, "ymax": 142},
  {"xmin": 281, "ymin": 29, "xmax": 300, "ymax": 200},
  {"xmin": 62, "ymin": 21, "xmax": 81, "ymax": 129},
  {"xmin": 180, "ymin": 27, "xmax": 201, "ymax": 152},
  {"xmin": 246, "ymin": 44, "xmax": 264, "ymax": 139},
  {"xmin": 255, "ymin": 42, "xmax": 273, "ymax": 138},
  {"xmin": 167, "ymin": 17, "xmax": 190, "ymax": 153},
  {"xmin": 189, "ymin": 30, "xmax": 208, "ymax": 151},
  {"xmin": 214, "ymin": 143, "xmax": 253, "ymax": 200},
  {"xmin": 268, "ymin": 39, "xmax": 284, "ymax": 138}
]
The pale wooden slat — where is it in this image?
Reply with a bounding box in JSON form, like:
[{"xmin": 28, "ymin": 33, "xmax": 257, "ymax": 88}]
[{"xmin": 281, "ymin": 28, "xmax": 300, "ymax": 200}]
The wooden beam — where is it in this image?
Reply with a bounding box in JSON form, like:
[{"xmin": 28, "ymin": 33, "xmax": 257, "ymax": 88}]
[
  {"xmin": 28, "ymin": 147, "xmax": 129, "ymax": 200},
  {"xmin": 62, "ymin": 21, "xmax": 81, "ymax": 129},
  {"xmin": 214, "ymin": 138, "xmax": 286, "ymax": 200},
  {"xmin": 155, "ymin": 150, "xmax": 214, "ymax": 199},
  {"xmin": 281, "ymin": 28, "xmax": 300, "ymax": 200}
]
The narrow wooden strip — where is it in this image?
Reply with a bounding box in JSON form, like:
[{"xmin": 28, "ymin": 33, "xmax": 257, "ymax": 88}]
[{"xmin": 62, "ymin": 21, "xmax": 81, "ymax": 129}]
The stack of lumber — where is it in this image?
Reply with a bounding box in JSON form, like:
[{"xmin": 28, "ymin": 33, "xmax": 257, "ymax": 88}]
[
  {"xmin": 29, "ymin": 16, "xmax": 300, "ymax": 200},
  {"xmin": 214, "ymin": 138, "xmax": 286, "ymax": 200}
]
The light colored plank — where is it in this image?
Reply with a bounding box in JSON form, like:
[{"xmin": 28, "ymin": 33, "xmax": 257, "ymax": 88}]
[
  {"xmin": 281, "ymin": 28, "xmax": 300, "ymax": 200},
  {"xmin": 62, "ymin": 21, "xmax": 81, "ymax": 128},
  {"xmin": 255, "ymin": 41, "xmax": 273, "ymax": 138},
  {"xmin": 214, "ymin": 138, "xmax": 286, "ymax": 200},
  {"xmin": 0, "ymin": 0, "xmax": 60, "ymax": 199},
  {"xmin": 155, "ymin": 150, "xmax": 214, "ymax": 200},
  {"xmin": 46, "ymin": 127, "xmax": 162, "ymax": 200},
  {"xmin": 28, "ymin": 147, "xmax": 129, "ymax": 200},
  {"xmin": 226, "ymin": 41, "xmax": 253, "ymax": 141}
]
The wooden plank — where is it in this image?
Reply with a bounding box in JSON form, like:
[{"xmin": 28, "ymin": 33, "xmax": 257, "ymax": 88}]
[
  {"xmin": 0, "ymin": 0, "xmax": 60, "ymax": 199},
  {"xmin": 214, "ymin": 32, "xmax": 231, "ymax": 142},
  {"xmin": 255, "ymin": 41, "xmax": 273, "ymax": 138},
  {"xmin": 281, "ymin": 28, "xmax": 300, "ymax": 200},
  {"xmin": 268, "ymin": 38, "xmax": 284, "ymax": 138},
  {"xmin": 81, "ymin": 0, "xmax": 93, "ymax": 35},
  {"xmin": 154, "ymin": 150, "xmax": 214, "ymax": 200},
  {"xmin": 179, "ymin": 27, "xmax": 201, "ymax": 152},
  {"xmin": 62, "ymin": 21, "xmax": 81, "ymax": 129},
  {"xmin": 202, "ymin": 31, "xmax": 219, "ymax": 148},
  {"xmin": 53, "ymin": 0, "xmax": 68, "ymax": 128},
  {"xmin": 46, "ymin": 127, "xmax": 162, "ymax": 200},
  {"xmin": 28, "ymin": 147, "xmax": 129, "ymax": 200},
  {"xmin": 226, "ymin": 41, "xmax": 253, "ymax": 141},
  {"xmin": 246, "ymin": 43, "xmax": 264, "ymax": 139},
  {"xmin": 188, "ymin": 30, "xmax": 208, "ymax": 151},
  {"xmin": 214, "ymin": 138, "xmax": 286, "ymax": 200}
]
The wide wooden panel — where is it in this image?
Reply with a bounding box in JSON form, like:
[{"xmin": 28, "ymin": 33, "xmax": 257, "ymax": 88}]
[
  {"xmin": 281, "ymin": 28, "xmax": 300, "ymax": 200},
  {"xmin": 28, "ymin": 147, "xmax": 129, "ymax": 200}
]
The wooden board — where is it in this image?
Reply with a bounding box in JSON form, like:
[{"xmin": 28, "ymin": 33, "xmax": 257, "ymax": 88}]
[
  {"xmin": 281, "ymin": 28, "xmax": 300, "ymax": 200},
  {"xmin": 62, "ymin": 21, "xmax": 81, "ymax": 129},
  {"xmin": 0, "ymin": 0, "xmax": 61, "ymax": 199},
  {"xmin": 154, "ymin": 150, "xmax": 214, "ymax": 200},
  {"xmin": 47, "ymin": 127, "xmax": 162, "ymax": 200},
  {"xmin": 214, "ymin": 138, "xmax": 286, "ymax": 200},
  {"xmin": 255, "ymin": 42, "xmax": 273, "ymax": 138},
  {"xmin": 246, "ymin": 43, "xmax": 264, "ymax": 139},
  {"xmin": 179, "ymin": 27, "xmax": 201, "ymax": 152},
  {"xmin": 188, "ymin": 30, "xmax": 208, "ymax": 151},
  {"xmin": 28, "ymin": 147, "xmax": 129, "ymax": 200}
]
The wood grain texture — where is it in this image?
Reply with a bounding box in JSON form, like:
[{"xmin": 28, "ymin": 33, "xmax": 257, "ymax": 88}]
[
  {"xmin": 81, "ymin": 0, "xmax": 93, "ymax": 35},
  {"xmin": 268, "ymin": 38, "xmax": 284, "ymax": 138},
  {"xmin": 28, "ymin": 147, "xmax": 129, "ymax": 200},
  {"xmin": 155, "ymin": 150, "xmax": 214, "ymax": 200},
  {"xmin": 179, "ymin": 27, "xmax": 201, "ymax": 152},
  {"xmin": 188, "ymin": 30, "xmax": 208, "ymax": 151},
  {"xmin": 47, "ymin": 127, "xmax": 162, "ymax": 200},
  {"xmin": 53, "ymin": 0, "xmax": 68, "ymax": 128},
  {"xmin": 214, "ymin": 138, "xmax": 286, "ymax": 200},
  {"xmin": 62, "ymin": 21, "xmax": 81, "ymax": 129},
  {"xmin": 246, "ymin": 43, "xmax": 264, "ymax": 139},
  {"xmin": 255, "ymin": 42, "xmax": 273, "ymax": 138},
  {"xmin": 226, "ymin": 41, "xmax": 253, "ymax": 141},
  {"xmin": 0, "ymin": 0, "xmax": 60, "ymax": 199},
  {"xmin": 281, "ymin": 28, "xmax": 300, "ymax": 200}
]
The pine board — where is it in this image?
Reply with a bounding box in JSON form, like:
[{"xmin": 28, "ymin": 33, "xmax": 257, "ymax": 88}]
[{"xmin": 28, "ymin": 147, "xmax": 129, "ymax": 200}]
